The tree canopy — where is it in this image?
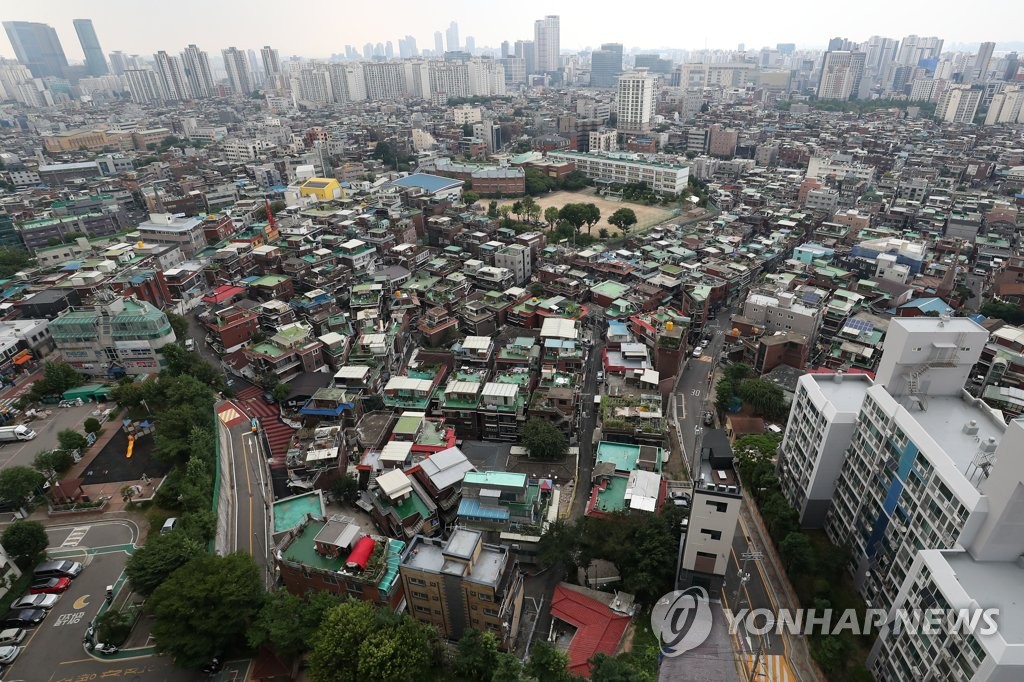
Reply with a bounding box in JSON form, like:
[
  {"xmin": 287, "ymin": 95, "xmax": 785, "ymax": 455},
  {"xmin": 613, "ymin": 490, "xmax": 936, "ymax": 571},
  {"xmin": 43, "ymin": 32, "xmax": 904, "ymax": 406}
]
[
  {"xmin": 521, "ymin": 418, "xmax": 568, "ymax": 460},
  {"xmin": 149, "ymin": 552, "xmax": 265, "ymax": 668},
  {"xmin": 1, "ymin": 519, "xmax": 48, "ymax": 568},
  {"xmin": 608, "ymin": 208, "xmax": 639, "ymax": 234},
  {"xmin": 247, "ymin": 589, "xmax": 342, "ymax": 662},
  {"xmin": 981, "ymin": 300, "xmax": 1024, "ymax": 325},
  {"xmin": 125, "ymin": 530, "xmax": 205, "ymax": 597},
  {"xmin": 0, "ymin": 466, "xmax": 44, "ymax": 508}
]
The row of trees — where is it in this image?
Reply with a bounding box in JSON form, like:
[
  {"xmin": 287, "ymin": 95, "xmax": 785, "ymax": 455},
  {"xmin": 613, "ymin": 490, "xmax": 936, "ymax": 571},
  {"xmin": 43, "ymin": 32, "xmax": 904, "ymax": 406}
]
[
  {"xmin": 524, "ymin": 168, "xmax": 591, "ymax": 196},
  {"xmin": 733, "ymin": 435, "xmax": 872, "ymax": 680}
]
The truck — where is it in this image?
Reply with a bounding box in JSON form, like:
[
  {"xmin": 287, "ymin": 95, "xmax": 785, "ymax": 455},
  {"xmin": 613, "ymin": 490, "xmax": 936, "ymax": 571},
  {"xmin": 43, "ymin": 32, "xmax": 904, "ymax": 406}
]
[{"xmin": 0, "ymin": 425, "xmax": 36, "ymax": 442}]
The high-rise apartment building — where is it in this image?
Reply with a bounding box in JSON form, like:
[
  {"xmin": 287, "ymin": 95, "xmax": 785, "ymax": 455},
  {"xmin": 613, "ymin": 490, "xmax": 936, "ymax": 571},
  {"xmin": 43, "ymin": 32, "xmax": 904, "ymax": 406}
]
[
  {"xmin": 864, "ymin": 35, "xmax": 899, "ymax": 81},
  {"xmin": 984, "ymin": 85, "xmax": 1024, "ymax": 124},
  {"xmin": 817, "ymin": 51, "xmax": 867, "ymax": 100},
  {"xmin": 445, "ymin": 21, "xmax": 459, "ymax": 52},
  {"xmin": 363, "ymin": 62, "xmax": 408, "ymax": 100},
  {"xmin": 260, "ymin": 46, "xmax": 281, "ymax": 78},
  {"xmin": 124, "ymin": 68, "xmax": 165, "ymax": 103},
  {"xmin": 72, "ymin": 19, "xmax": 108, "ymax": 77},
  {"xmin": 222, "ymin": 47, "xmax": 253, "ymax": 95},
  {"xmin": 328, "ymin": 63, "xmax": 366, "ymax": 102},
  {"xmin": 153, "ymin": 51, "xmax": 191, "ymax": 100},
  {"xmin": 3, "ymin": 21, "xmax": 68, "ymax": 78},
  {"xmin": 434, "ymin": 32, "xmax": 444, "ymax": 56},
  {"xmin": 398, "ymin": 36, "xmax": 418, "ymax": 59},
  {"xmin": 514, "ymin": 40, "xmax": 536, "ymax": 76},
  {"xmin": 896, "ymin": 35, "xmax": 944, "ymax": 66},
  {"xmin": 778, "ymin": 317, "xmax": 1013, "ymax": 620},
  {"xmin": 615, "ymin": 68, "xmax": 656, "ymax": 134},
  {"xmin": 973, "ymin": 41, "xmax": 995, "ymax": 81},
  {"xmin": 501, "ymin": 41, "xmax": 510, "ymax": 58},
  {"xmin": 180, "ymin": 45, "xmax": 214, "ymax": 99},
  {"xmin": 935, "ymin": 84, "xmax": 983, "ymax": 123},
  {"xmin": 590, "ymin": 43, "xmax": 623, "ymax": 88},
  {"xmin": 534, "ymin": 15, "xmax": 560, "ymax": 73}
]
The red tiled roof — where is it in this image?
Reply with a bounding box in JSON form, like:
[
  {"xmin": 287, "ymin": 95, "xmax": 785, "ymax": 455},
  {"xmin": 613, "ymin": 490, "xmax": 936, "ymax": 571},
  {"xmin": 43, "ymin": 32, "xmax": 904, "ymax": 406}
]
[
  {"xmin": 550, "ymin": 584, "xmax": 631, "ymax": 678},
  {"xmin": 203, "ymin": 285, "xmax": 246, "ymax": 304}
]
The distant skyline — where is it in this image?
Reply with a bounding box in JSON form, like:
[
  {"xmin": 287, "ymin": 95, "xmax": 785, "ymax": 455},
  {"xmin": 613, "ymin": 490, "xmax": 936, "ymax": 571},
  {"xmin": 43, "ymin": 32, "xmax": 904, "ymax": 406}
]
[{"xmin": 2, "ymin": 0, "xmax": 1021, "ymax": 62}]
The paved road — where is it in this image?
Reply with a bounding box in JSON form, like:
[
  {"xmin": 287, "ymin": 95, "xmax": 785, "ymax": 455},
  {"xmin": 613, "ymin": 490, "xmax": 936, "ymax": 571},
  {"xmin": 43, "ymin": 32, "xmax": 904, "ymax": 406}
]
[
  {"xmin": 963, "ymin": 272, "xmax": 987, "ymax": 312},
  {"xmin": 570, "ymin": 313, "xmax": 605, "ymax": 519},
  {"xmin": 3, "ymin": 519, "xmax": 193, "ymax": 682},
  {"xmin": 0, "ymin": 401, "xmax": 100, "ymax": 471},
  {"xmin": 674, "ymin": 314, "xmax": 729, "ymax": 477},
  {"xmin": 216, "ymin": 400, "xmax": 273, "ymax": 588}
]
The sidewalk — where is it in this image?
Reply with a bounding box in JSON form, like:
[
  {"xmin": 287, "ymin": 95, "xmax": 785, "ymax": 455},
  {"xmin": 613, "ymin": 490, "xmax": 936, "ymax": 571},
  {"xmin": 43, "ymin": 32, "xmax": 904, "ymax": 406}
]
[{"xmin": 739, "ymin": 489, "xmax": 824, "ymax": 682}]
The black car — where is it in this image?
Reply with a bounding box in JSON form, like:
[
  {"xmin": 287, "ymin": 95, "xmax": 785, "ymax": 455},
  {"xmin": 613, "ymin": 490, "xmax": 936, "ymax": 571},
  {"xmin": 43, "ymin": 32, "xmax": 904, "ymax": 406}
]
[
  {"xmin": 703, "ymin": 411, "xmax": 714, "ymax": 426},
  {"xmin": 1, "ymin": 608, "xmax": 45, "ymax": 628}
]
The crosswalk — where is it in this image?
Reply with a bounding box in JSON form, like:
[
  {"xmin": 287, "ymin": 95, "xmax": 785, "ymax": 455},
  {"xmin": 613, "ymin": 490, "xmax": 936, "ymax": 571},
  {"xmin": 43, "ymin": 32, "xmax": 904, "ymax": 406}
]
[
  {"xmin": 60, "ymin": 526, "xmax": 90, "ymax": 548},
  {"xmin": 0, "ymin": 398, "xmax": 19, "ymax": 412},
  {"xmin": 744, "ymin": 654, "xmax": 795, "ymax": 681}
]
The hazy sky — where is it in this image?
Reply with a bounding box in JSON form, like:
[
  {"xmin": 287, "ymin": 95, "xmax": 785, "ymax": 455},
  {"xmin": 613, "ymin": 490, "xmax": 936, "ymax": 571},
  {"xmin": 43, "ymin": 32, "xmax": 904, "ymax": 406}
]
[{"xmin": 2, "ymin": 0, "xmax": 1021, "ymax": 61}]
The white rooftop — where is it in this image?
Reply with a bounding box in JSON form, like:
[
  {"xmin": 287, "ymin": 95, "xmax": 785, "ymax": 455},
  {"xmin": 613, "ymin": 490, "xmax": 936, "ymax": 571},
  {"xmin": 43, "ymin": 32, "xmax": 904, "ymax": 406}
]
[
  {"xmin": 334, "ymin": 365, "xmax": 370, "ymax": 380},
  {"xmin": 376, "ymin": 468, "xmax": 413, "ymax": 499},
  {"xmin": 462, "ymin": 336, "xmax": 492, "ymax": 350},
  {"xmin": 380, "ymin": 440, "xmax": 414, "ymax": 464},
  {"xmin": 482, "ymin": 382, "xmax": 519, "ymax": 398},
  {"xmin": 385, "ymin": 376, "xmax": 433, "ymax": 392},
  {"xmin": 625, "ymin": 470, "xmax": 662, "ymax": 512},
  {"xmin": 418, "ymin": 447, "xmax": 474, "ymax": 490},
  {"xmin": 540, "ymin": 317, "xmax": 578, "ymax": 340}
]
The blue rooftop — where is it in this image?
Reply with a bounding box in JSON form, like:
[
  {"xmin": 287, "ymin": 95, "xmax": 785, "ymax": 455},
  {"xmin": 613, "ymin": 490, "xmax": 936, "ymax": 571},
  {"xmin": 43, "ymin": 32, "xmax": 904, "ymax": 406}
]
[
  {"xmin": 389, "ymin": 173, "xmax": 463, "ymax": 193},
  {"xmin": 899, "ymin": 297, "xmax": 949, "ymax": 314},
  {"xmin": 458, "ymin": 498, "xmax": 510, "ymax": 521},
  {"xmin": 608, "ymin": 320, "xmax": 629, "ymax": 336}
]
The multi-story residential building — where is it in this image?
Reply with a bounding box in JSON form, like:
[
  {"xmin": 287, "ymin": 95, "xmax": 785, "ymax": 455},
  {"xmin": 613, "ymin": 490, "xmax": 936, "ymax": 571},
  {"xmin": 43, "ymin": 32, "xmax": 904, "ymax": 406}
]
[
  {"xmin": 153, "ymin": 51, "xmax": 190, "ymax": 100},
  {"xmin": 740, "ymin": 289, "xmax": 823, "ymax": 341},
  {"xmin": 545, "ymin": 151, "xmax": 688, "ymax": 195},
  {"xmin": 817, "ymin": 51, "xmax": 867, "ymax": 100},
  {"xmin": 935, "ymin": 84, "xmax": 983, "ymax": 124},
  {"xmin": 222, "ymin": 47, "xmax": 253, "ymax": 95},
  {"xmin": 399, "ymin": 529, "xmax": 524, "ymax": 649},
  {"xmin": 494, "ymin": 244, "xmax": 532, "ymax": 286},
  {"xmin": 136, "ymin": 213, "xmax": 207, "ymax": 258},
  {"xmin": 50, "ymin": 296, "xmax": 176, "ymax": 376},
  {"xmin": 244, "ymin": 321, "xmax": 325, "ymax": 383},
  {"xmin": 457, "ymin": 471, "xmax": 542, "ymax": 533},
  {"xmin": 779, "ymin": 316, "xmax": 1012, "ymax": 619},
  {"xmin": 533, "ymin": 15, "xmax": 560, "ymax": 74},
  {"xmin": 181, "ymin": 44, "xmax": 214, "ymax": 98},
  {"xmin": 616, "ymin": 69, "xmax": 656, "ymax": 135},
  {"xmin": 276, "ymin": 514, "xmax": 406, "ymax": 610}
]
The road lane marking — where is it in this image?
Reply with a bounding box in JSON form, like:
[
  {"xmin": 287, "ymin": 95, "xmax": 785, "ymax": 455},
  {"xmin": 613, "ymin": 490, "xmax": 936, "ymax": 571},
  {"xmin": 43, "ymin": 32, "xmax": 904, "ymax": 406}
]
[
  {"xmin": 60, "ymin": 527, "xmax": 90, "ymax": 547},
  {"xmin": 244, "ymin": 433, "xmax": 253, "ymax": 556},
  {"xmin": 73, "ymin": 595, "xmax": 90, "ymax": 609},
  {"xmin": 53, "ymin": 612, "xmax": 86, "ymax": 627}
]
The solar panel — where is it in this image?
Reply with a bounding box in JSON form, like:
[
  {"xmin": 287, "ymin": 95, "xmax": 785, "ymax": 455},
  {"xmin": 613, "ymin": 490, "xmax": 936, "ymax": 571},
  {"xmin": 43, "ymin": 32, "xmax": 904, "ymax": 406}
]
[
  {"xmin": 801, "ymin": 291, "xmax": 822, "ymax": 304},
  {"xmin": 844, "ymin": 318, "xmax": 875, "ymax": 334}
]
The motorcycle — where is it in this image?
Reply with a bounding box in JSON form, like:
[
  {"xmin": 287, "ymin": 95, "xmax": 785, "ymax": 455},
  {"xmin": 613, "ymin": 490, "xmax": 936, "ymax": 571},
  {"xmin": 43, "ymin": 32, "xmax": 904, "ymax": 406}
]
[
  {"xmin": 95, "ymin": 643, "xmax": 119, "ymax": 655},
  {"xmin": 201, "ymin": 657, "xmax": 222, "ymax": 674}
]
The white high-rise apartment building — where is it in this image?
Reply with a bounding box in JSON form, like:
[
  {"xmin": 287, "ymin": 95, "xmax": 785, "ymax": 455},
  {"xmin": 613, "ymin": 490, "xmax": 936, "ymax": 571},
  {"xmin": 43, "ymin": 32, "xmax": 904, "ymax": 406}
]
[
  {"xmin": 779, "ymin": 317, "xmax": 1016, "ymax": 621},
  {"xmin": 615, "ymin": 68, "xmax": 655, "ymax": 134},
  {"xmin": 467, "ymin": 59, "xmax": 505, "ymax": 97},
  {"xmin": 533, "ymin": 15, "xmax": 560, "ymax": 73},
  {"xmin": 222, "ymin": 47, "xmax": 253, "ymax": 95},
  {"xmin": 153, "ymin": 51, "xmax": 191, "ymax": 101},
  {"xmin": 124, "ymin": 68, "xmax": 164, "ymax": 103},
  {"xmin": 896, "ymin": 35, "xmax": 944, "ymax": 66},
  {"xmin": 973, "ymin": 41, "xmax": 995, "ymax": 81},
  {"xmin": 261, "ymin": 46, "xmax": 281, "ymax": 78},
  {"xmin": 180, "ymin": 44, "xmax": 214, "ymax": 98},
  {"xmin": 327, "ymin": 63, "xmax": 366, "ymax": 102},
  {"xmin": 293, "ymin": 64, "xmax": 332, "ymax": 103},
  {"xmin": 817, "ymin": 51, "xmax": 866, "ymax": 100},
  {"xmin": 362, "ymin": 62, "xmax": 408, "ymax": 100},
  {"xmin": 935, "ymin": 84, "xmax": 982, "ymax": 124},
  {"xmin": 428, "ymin": 60, "xmax": 469, "ymax": 102},
  {"xmin": 984, "ymin": 85, "xmax": 1024, "ymax": 125}
]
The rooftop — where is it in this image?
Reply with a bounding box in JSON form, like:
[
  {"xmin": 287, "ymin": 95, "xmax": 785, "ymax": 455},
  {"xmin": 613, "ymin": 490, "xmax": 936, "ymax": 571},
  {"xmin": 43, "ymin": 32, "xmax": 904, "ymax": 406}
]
[
  {"xmin": 272, "ymin": 492, "xmax": 325, "ymax": 534},
  {"xmin": 402, "ymin": 532, "xmax": 506, "ymax": 585}
]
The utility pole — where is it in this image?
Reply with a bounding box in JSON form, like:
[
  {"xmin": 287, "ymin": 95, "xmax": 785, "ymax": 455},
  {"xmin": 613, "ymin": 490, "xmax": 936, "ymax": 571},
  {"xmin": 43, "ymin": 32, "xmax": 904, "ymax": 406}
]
[{"xmin": 747, "ymin": 645, "xmax": 764, "ymax": 682}]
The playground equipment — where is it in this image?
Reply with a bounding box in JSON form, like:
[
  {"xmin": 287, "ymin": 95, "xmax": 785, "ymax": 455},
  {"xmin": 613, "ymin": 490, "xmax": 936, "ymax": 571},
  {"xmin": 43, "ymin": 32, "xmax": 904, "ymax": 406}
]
[{"xmin": 126, "ymin": 434, "xmax": 135, "ymax": 459}]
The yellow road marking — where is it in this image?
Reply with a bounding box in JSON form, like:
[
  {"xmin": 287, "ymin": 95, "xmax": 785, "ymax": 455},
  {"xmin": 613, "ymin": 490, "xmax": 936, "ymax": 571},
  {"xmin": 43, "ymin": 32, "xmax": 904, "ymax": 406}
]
[{"xmin": 73, "ymin": 595, "xmax": 90, "ymax": 609}]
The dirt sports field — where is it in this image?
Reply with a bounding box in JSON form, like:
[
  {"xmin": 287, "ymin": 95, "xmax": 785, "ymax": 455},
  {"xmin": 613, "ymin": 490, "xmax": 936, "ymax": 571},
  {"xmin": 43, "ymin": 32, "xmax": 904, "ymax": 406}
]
[{"xmin": 498, "ymin": 188, "xmax": 676, "ymax": 237}]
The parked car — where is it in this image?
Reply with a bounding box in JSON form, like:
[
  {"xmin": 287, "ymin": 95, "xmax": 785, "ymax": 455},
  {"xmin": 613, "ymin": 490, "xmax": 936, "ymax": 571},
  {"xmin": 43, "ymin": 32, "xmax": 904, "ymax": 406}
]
[
  {"xmin": 11, "ymin": 594, "xmax": 58, "ymax": 610},
  {"xmin": 1, "ymin": 609, "xmax": 45, "ymax": 628},
  {"xmin": 0, "ymin": 644, "xmax": 19, "ymax": 664},
  {"xmin": 262, "ymin": 391, "xmax": 276, "ymax": 404},
  {"xmin": 160, "ymin": 517, "xmax": 178, "ymax": 534},
  {"xmin": 0, "ymin": 628, "xmax": 26, "ymax": 646},
  {"xmin": 33, "ymin": 560, "xmax": 83, "ymax": 579},
  {"xmin": 692, "ymin": 346, "xmax": 704, "ymax": 358},
  {"xmin": 184, "ymin": 339, "xmax": 195, "ymax": 351},
  {"xmin": 703, "ymin": 411, "xmax": 714, "ymax": 426},
  {"xmin": 29, "ymin": 577, "xmax": 70, "ymax": 594}
]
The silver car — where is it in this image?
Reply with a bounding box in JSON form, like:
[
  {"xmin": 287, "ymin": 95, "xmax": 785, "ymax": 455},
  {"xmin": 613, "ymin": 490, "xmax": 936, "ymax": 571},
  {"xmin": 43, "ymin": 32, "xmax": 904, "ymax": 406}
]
[
  {"xmin": 12, "ymin": 594, "xmax": 59, "ymax": 610},
  {"xmin": 0, "ymin": 644, "xmax": 19, "ymax": 664}
]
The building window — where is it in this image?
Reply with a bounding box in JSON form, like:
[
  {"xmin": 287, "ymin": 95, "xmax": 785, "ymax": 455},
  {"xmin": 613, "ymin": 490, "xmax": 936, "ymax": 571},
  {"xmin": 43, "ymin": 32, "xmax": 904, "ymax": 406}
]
[
  {"xmin": 415, "ymin": 605, "xmax": 431, "ymax": 615},
  {"xmin": 707, "ymin": 500, "xmax": 728, "ymax": 513},
  {"xmin": 412, "ymin": 590, "xmax": 429, "ymax": 600},
  {"xmin": 701, "ymin": 529, "xmax": 723, "ymax": 541},
  {"xmin": 407, "ymin": 576, "xmax": 426, "ymax": 586},
  {"xmin": 476, "ymin": 592, "xmax": 491, "ymax": 602}
]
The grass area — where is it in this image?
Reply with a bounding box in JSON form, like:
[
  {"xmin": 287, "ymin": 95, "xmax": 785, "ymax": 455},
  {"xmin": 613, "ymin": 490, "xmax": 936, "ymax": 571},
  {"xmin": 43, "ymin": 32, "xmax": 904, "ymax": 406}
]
[
  {"xmin": 0, "ymin": 570, "xmax": 34, "ymax": 613},
  {"xmin": 619, "ymin": 611, "xmax": 660, "ymax": 674}
]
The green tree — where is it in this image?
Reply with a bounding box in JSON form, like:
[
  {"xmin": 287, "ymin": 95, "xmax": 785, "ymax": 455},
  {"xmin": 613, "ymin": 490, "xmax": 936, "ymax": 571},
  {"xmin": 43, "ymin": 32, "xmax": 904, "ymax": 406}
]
[
  {"xmin": 980, "ymin": 300, "xmax": 1024, "ymax": 325},
  {"xmin": 559, "ymin": 169, "xmax": 590, "ymax": 191},
  {"xmin": 83, "ymin": 417, "xmax": 102, "ymax": 434},
  {"xmin": 780, "ymin": 532, "xmax": 816, "ymax": 574},
  {"xmin": 544, "ymin": 206, "xmax": 560, "ymax": 228},
  {"xmin": 331, "ymin": 474, "xmax": 360, "ymax": 505},
  {"xmin": 1, "ymin": 519, "xmax": 48, "ymax": 567},
  {"xmin": 0, "ymin": 466, "xmax": 44, "ymax": 508},
  {"xmin": 463, "ymin": 191, "xmax": 481, "ymax": 206},
  {"xmin": 0, "ymin": 247, "xmax": 33, "ymax": 279},
  {"xmin": 149, "ymin": 553, "xmax": 265, "ymax": 668},
  {"xmin": 493, "ymin": 652, "xmax": 524, "ymax": 682},
  {"xmin": 526, "ymin": 642, "xmax": 571, "ymax": 682},
  {"xmin": 529, "ymin": 282, "xmax": 545, "ymax": 297},
  {"xmin": 511, "ymin": 200, "xmax": 524, "ymax": 222},
  {"xmin": 357, "ymin": 617, "xmax": 440, "ymax": 682},
  {"xmin": 308, "ymin": 600, "xmax": 381, "ymax": 682},
  {"xmin": 453, "ymin": 628, "xmax": 500, "ymax": 680},
  {"xmin": 57, "ymin": 429, "xmax": 88, "ymax": 452},
  {"xmin": 733, "ymin": 434, "xmax": 782, "ymax": 459},
  {"xmin": 521, "ymin": 418, "xmax": 568, "ymax": 460},
  {"xmin": 125, "ymin": 531, "xmax": 204, "ymax": 596},
  {"xmin": 166, "ymin": 311, "xmax": 190, "ymax": 342},
  {"xmin": 537, "ymin": 519, "xmax": 578, "ymax": 569},
  {"xmin": 737, "ymin": 378, "xmax": 787, "ymax": 420},
  {"xmin": 590, "ymin": 653, "xmax": 656, "ymax": 682},
  {"xmin": 498, "ymin": 205, "xmax": 514, "ymax": 229},
  {"xmin": 488, "ymin": 200, "xmax": 500, "ymax": 218},
  {"xmin": 525, "ymin": 167, "xmax": 557, "ymax": 196},
  {"xmin": 248, "ymin": 590, "xmax": 341, "ymax": 662},
  {"xmin": 522, "ymin": 196, "xmax": 540, "ymax": 223},
  {"xmin": 608, "ymin": 208, "xmax": 638, "ymax": 234},
  {"xmin": 461, "ymin": 123, "xmax": 474, "ymax": 136},
  {"xmin": 96, "ymin": 607, "xmax": 135, "ymax": 646},
  {"xmin": 33, "ymin": 449, "xmax": 75, "ymax": 479},
  {"xmin": 582, "ymin": 203, "xmax": 601, "ymax": 233},
  {"xmin": 812, "ymin": 634, "xmax": 852, "ymax": 675},
  {"xmin": 598, "ymin": 228, "xmax": 610, "ymax": 239},
  {"xmin": 558, "ymin": 204, "xmax": 587, "ymax": 233},
  {"xmin": 272, "ymin": 383, "xmax": 291, "ymax": 402},
  {"xmin": 762, "ymin": 493, "xmax": 799, "ymax": 541}
]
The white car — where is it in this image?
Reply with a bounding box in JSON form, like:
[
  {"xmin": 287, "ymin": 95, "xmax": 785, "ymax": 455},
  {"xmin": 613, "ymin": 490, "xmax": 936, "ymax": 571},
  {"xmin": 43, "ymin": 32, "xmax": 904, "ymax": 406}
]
[
  {"xmin": 12, "ymin": 593, "xmax": 59, "ymax": 610},
  {"xmin": 0, "ymin": 644, "xmax": 19, "ymax": 664},
  {"xmin": 692, "ymin": 346, "xmax": 704, "ymax": 358},
  {"xmin": 0, "ymin": 628, "xmax": 25, "ymax": 646}
]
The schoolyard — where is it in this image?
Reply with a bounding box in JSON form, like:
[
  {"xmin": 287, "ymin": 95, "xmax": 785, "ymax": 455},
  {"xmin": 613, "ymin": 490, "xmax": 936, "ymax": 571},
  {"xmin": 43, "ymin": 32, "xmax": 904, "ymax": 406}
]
[{"xmin": 498, "ymin": 188, "xmax": 676, "ymax": 237}]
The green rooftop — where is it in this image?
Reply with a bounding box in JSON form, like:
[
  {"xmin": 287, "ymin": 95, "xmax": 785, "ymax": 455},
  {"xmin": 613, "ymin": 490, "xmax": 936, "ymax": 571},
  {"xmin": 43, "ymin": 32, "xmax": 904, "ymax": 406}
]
[
  {"xmin": 273, "ymin": 492, "xmax": 324, "ymax": 533},
  {"xmin": 591, "ymin": 281, "xmax": 630, "ymax": 299},
  {"xmin": 595, "ymin": 441, "xmax": 641, "ymax": 472},
  {"xmin": 394, "ymin": 413, "xmax": 424, "ymax": 436},
  {"xmin": 248, "ymin": 342, "xmax": 286, "ymax": 357},
  {"xmin": 251, "ymin": 275, "xmax": 289, "ymax": 287},
  {"xmin": 280, "ymin": 520, "xmax": 406, "ymax": 592},
  {"xmin": 593, "ymin": 475, "xmax": 629, "ymax": 514},
  {"xmin": 394, "ymin": 489, "xmax": 431, "ymax": 520},
  {"xmin": 464, "ymin": 471, "xmax": 528, "ymax": 488}
]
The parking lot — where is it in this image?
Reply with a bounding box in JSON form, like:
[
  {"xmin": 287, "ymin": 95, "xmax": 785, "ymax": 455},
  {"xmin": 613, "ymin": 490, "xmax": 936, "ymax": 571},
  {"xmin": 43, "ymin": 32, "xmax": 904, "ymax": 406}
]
[
  {"xmin": 0, "ymin": 401, "xmax": 102, "ymax": 470},
  {"xmin": 1, "ymin": 520, "xmax": 193, "ymax": 682}
]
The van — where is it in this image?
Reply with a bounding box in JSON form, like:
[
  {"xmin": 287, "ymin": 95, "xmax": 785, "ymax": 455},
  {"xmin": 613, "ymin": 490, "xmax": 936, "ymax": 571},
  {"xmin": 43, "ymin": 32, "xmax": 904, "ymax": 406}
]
[
  {"xmin": 161, "ymin": 517, "xmax": 178, "ymax": 535},
  {"xmin": 184, "ymin": 339, "xmax": 195, "ymax": 351},
  {"xmin": 33, "ymin": 560, "xmax": 83, "ymax": 579}
]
